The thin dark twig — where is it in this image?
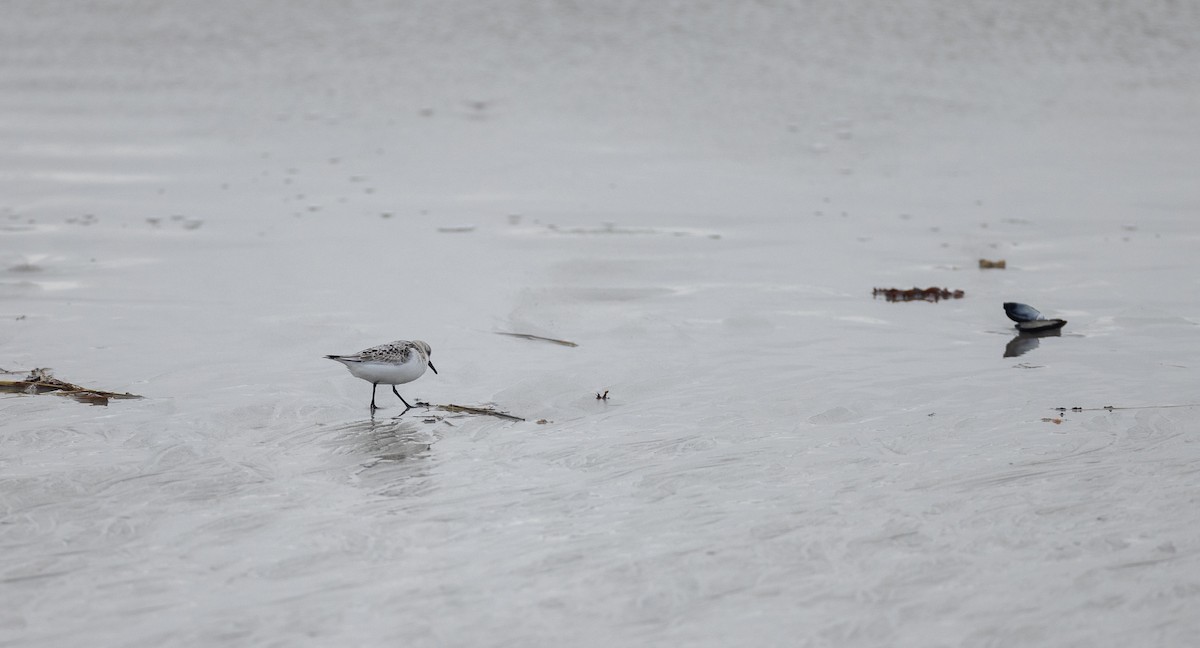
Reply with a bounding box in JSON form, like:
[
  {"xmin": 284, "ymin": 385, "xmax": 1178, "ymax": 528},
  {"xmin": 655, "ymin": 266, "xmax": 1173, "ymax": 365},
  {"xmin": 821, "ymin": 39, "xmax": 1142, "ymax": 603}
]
[
  {"xmin": 1055, "ymin": 403, "xmax": 1200, "ymax": 413},
  {"xmin": 494, "ymin": 332, "xmax": 579, "ymax": 347}
]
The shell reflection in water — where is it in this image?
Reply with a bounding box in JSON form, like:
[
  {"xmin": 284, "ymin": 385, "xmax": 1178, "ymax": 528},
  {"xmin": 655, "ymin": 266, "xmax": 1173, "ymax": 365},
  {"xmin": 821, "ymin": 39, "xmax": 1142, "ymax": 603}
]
[{"xmin": 1004, "ymin": 328, "xmax": 1063, "ymax": 358}]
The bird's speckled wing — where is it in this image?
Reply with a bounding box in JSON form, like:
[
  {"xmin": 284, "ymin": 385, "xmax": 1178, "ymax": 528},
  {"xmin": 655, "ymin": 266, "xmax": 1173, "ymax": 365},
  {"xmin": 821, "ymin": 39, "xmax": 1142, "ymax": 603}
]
[{"xmin": 335, "ymin": 340, "xmax": 415, "ymax": 364}]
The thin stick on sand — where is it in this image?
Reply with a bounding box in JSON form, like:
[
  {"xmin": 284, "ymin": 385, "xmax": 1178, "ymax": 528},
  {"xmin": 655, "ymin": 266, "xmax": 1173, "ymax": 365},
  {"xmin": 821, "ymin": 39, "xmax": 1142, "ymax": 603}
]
[
  {"xmin": 494, "ymin": 332, "xmax": 579, "ymax": 347},
  {"xmin": 1055, "ymin": 403, "xmax": 1200, "ymax": 413},
  {"xmin": 436, "ymin": 404, "xmax": 526, "ymax": 421}
]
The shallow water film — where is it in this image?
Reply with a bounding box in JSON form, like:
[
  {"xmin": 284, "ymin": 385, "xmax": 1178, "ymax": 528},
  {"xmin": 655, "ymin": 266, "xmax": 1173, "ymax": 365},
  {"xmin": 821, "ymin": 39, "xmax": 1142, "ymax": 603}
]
[{"xmin": 3, "ymin": 2, "xmax": 1200, "ymax": 646}]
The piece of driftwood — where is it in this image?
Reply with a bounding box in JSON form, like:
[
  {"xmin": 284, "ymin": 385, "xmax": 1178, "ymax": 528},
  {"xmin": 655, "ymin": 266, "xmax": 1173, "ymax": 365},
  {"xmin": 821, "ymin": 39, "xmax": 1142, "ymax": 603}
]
[
  {"xmin": 978, "ymin": 259, "xmax": 1007, "ymax": 269},
  {"xmin": 436, "ymin": 404, "xmax": 525, "ymax": 421},
  {"xmin": 872, "ymin": 287, "xmax": 965, "ymax": 303},
  {"xmin": 0, "ymin": 368, "xmax": 142, "ymax": 406},
  {"xmin": 1055, "ymin": 403, "xmax": 1200, "ymax": 413},
  {"xmin": 494, "ymin": 332, "xmax": 579, "ymax": 347}
]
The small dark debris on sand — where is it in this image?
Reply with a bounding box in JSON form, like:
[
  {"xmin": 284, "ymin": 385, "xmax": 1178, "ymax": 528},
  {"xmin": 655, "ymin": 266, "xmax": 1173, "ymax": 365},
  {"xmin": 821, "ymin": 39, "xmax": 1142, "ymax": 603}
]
[
  {"xmin": 872, "ymin": 287, "xmax": 965, "ymax": 303},
  {"xmin": 436, "ymin": 403, "xmax": 525, "ymax": 421},
  {"xmin": 978, "ymin": 259, "xmax": 1006, "ymax": 269},
  {"xmin": 0, "ymin": 368, "xmax": 142, "ymax": 406},
  {"xmin": 495, "ymin": 332, "xmax": 579, "ymax": 347}
]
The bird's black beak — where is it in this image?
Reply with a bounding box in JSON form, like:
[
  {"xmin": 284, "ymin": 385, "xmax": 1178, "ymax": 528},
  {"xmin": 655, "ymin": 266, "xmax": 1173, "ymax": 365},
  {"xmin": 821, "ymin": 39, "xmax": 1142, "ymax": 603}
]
[{"xmin": 428, "ymin": 361, "xmax": 438, "ymax": 375}]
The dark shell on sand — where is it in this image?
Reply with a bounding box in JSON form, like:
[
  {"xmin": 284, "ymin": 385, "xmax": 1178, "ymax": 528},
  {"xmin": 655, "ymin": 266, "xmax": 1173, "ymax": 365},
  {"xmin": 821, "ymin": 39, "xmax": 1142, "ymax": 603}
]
[
  {"xmin": 1016, "ymin": 319, "xmax": 1067, "ymax": 332},
  {"xmin": 1003, "ymin": 302, "xmax": 1044, "ymax": 323}
]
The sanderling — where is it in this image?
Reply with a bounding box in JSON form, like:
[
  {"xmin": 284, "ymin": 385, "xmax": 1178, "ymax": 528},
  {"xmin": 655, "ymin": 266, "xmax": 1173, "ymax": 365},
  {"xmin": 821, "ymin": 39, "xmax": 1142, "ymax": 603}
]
[{"xmin": 325, "ymin": 339, "xmax": 438, "ymax": 412}]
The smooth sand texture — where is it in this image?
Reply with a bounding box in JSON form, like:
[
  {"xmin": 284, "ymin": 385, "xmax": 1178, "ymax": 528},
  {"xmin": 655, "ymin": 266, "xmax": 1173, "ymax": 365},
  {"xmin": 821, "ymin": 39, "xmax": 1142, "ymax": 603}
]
[{"xmin": 3, "ymin": 2, "xmax": 1200, "ymax": 646}]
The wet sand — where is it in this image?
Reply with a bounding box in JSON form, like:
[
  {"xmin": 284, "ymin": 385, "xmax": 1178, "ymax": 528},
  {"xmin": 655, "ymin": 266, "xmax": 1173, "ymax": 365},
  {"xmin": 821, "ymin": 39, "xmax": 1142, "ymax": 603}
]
[{"xmin": 3, "ymin": 2, "xmax": 1200, "ymax": 646}]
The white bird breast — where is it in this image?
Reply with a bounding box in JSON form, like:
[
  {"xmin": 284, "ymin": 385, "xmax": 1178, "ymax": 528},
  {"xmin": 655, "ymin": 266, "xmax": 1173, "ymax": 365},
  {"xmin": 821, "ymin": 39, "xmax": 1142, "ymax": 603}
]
[{"xmin": 338, "ymin": 358, "xmax": 428, "ymax": 385}]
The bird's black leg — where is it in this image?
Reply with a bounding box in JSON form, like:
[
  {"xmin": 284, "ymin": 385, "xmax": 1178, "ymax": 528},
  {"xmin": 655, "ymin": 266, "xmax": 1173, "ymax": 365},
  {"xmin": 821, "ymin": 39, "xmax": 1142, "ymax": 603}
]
[
  {"xmin": 370, "ymin": 382, "xmax": 379, "ymax": 411},
  {"xmin": 392, "ymin": 386, "xmax": 413, "ymax": 412}
]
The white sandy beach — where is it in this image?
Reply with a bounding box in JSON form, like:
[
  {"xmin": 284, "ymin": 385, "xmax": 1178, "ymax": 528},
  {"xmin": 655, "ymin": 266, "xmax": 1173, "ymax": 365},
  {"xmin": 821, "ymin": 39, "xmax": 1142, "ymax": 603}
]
[{"xmin": 3, "ymin": 1, "xmax": 1200, "ymax": 646}]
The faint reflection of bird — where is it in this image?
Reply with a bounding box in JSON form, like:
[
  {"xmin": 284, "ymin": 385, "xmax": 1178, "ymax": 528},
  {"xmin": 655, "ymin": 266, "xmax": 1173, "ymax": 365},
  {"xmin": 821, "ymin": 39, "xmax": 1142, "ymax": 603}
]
[{"xmin": 324, "ymin": 339, "xmax": 437, "ymax": 413}]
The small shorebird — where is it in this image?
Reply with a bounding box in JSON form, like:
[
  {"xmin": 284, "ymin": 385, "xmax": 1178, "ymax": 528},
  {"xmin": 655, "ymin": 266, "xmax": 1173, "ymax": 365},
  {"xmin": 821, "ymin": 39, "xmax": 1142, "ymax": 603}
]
[{"xmin": 325, "ymin": 339, "xmax": 437, "ymax": 412}]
